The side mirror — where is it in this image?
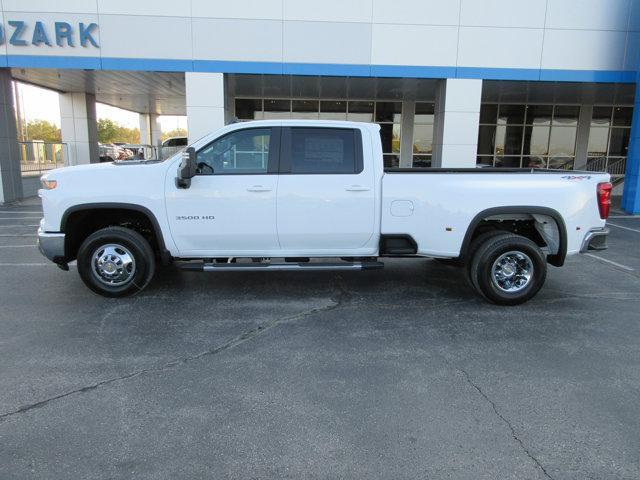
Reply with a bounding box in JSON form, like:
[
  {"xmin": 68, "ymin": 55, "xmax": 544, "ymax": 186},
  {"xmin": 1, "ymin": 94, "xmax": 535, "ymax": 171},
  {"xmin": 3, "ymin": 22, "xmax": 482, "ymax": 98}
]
[{"xmin": 176, "ymin": 147, "xmax": 197, "ymax": 188}]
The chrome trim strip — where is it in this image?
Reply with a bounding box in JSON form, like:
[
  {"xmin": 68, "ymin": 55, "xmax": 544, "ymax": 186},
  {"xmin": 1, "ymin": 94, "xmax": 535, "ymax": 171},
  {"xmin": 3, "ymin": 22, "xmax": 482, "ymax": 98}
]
[
  {"xmin": 37, "ymin": 227, "xmax": 66, "ymax": 262},
  {"xmin": 580, "ymin": 228, "xmax": 609, "ymax": 253}
]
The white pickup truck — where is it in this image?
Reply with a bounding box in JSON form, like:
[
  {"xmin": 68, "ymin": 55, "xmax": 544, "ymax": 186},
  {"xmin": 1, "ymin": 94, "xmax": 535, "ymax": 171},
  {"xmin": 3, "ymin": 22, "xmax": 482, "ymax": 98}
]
[{"xmin": 37, "ymin": 120, "xmax": 612, "ymax": 305}]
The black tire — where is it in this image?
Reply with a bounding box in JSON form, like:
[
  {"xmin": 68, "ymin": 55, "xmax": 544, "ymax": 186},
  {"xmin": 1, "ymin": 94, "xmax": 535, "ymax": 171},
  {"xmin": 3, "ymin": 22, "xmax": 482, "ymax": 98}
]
[
  {"xmin": 468, "ymin": 233, "xmax": 546, "ymax": 305},
  {"xmin": 464, "ymin": 230, "xmax": 511, "ymax": 287},
  {"xmin": 77, "ymin": 226, "xmax": 156, "ymax": 298}
]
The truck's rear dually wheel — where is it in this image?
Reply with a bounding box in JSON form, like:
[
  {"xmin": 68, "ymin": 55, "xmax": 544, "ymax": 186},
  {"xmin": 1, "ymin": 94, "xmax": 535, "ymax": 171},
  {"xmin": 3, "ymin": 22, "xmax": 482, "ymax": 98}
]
[
  {"xmin": 77, "ymin": 227, "xmax": 156, "ymax": 298},
  {"xmin": 468, "ymin": 233, "xmax": 546, "ymax": 305}
]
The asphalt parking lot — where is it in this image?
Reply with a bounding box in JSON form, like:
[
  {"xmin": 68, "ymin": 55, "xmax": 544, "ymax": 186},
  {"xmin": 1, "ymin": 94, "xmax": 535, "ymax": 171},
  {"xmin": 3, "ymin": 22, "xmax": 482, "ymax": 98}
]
[{"xmin": 0, "ymin": 198, "xmax": 639, "ymax": 479}]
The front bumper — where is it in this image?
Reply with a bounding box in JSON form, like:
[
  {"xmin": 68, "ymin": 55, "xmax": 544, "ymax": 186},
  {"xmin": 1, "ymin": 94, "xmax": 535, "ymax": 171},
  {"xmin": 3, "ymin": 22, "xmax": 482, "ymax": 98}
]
[
  {"xmin": 37, "ymin": 226, "xmax": 66, "ymax": 263},
  {"xmin": 580, "ymin": 228, "xmax": 609, "ymax": 253}
]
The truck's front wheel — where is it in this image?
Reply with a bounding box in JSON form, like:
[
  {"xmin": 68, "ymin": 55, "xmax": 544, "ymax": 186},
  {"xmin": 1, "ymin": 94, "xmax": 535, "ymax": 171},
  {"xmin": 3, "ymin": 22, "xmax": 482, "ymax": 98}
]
[
  {"xmin": 77, "ymin": 227, "xmax": 156, "ymax": 297},
  {"xmin": 469, "ymin": 233, "xmax": 546, "ymax": 305}
]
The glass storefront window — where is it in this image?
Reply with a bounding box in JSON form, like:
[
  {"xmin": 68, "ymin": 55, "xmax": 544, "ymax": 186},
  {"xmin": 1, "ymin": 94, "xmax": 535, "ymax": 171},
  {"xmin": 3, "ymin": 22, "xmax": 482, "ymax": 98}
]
[
  {"xmin": 525, "ymin": 105, "xmax": 552, "ymax": 125},
  {"xmin": 292, "ymin": 99, "xmax": 319, "ymax": 119},
  {"xmin": 549, "ymin": 127, "xmax": 577, "ymax": 157},
  {"xmin": 235, "ymin": 99, "xmax": 262, "ymax": 120},
  {"xmin": 613, "ymin": 107, "xmax": 633, "ymax": 127},
  {"xmin": 347, "ymin": 101, "xmax": 374, "ymax": 122},
  {"xmin": 412, "ymin": 102, "xmax": 435, "ymax": 166},
  {"xmin": 478, "ymin": 103, "xmax": 580, "ymax": 169},
  {"xmin": 586, "ymin": 104, "xmax": 632, "ymax": 174},
  {"xmin": 235, "ymin": 97, "xmax": 405, "ymax": 166},
  {"xmin": 320, "ymin": 100, "xmax": 347, "ymax": 120},
  {"xmin": 264, "ymin": 99, "xmax": 290, "ymax": 119},
  {"xmin": 376, "ymin": 102, "xmax": 402, "ymax": 123}
]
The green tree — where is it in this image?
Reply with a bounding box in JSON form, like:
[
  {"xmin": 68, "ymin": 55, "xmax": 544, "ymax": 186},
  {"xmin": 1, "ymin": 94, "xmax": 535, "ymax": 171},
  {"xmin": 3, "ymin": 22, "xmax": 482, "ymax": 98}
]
[
  {"xmin": 97, "ymin": 118, "xmax": 140, "ymax": 144},
  {"xmin": 161, "ymin": 128, "xmax": 188, "ymax": 141},
  {"xmin": 25, "ymin": 119, "xmax": 61, "ymax": 142}
]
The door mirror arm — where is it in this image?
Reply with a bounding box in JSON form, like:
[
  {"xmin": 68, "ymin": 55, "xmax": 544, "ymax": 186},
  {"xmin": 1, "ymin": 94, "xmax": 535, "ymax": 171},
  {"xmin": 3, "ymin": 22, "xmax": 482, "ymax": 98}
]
[{"xmin": 176, "ymin": 147, "xmax": 197, "ymax": 189}]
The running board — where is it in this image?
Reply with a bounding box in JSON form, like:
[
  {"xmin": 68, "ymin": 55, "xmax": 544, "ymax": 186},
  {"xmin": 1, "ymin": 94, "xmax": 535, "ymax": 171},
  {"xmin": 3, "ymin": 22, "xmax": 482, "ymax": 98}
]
[{"xmin": 178, "ymin": 261, "xmax": 384, "ymax": 272}]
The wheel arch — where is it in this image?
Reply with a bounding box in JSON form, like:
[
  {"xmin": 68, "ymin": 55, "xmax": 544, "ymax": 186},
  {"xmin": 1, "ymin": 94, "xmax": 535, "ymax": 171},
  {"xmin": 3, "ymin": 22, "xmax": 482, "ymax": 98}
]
[
  {"xmin": 60, "ymin": 202, "xmax": 171, "ymax": 265},
  {"xmin": 460, "ymin": 206, "xmax": 567, "ymax": 267}
]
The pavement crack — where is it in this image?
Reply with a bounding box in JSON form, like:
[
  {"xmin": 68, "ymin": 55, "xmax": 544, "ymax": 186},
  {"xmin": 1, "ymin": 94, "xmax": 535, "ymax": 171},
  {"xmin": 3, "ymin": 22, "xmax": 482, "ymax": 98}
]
[
  {"xmin": 455, "ymin": 365, "xmax": 554, "ymax": 480},
  {"xmin": 0, "ymin": 292, "xmax": 346, "ymax": 424}
]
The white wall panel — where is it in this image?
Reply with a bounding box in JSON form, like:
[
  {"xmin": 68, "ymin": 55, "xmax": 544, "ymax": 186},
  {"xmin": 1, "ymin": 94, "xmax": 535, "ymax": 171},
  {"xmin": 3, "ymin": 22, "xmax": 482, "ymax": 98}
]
[
  {"xmin": 192, "ymin": 0, "xmax": 283, "ymax": 20},
  {"xmin": 97, "ymin": 0, "xmax": 184, "ymax": 17},
  {"xmin": 458, "ymin": 27, "xmax": 544, "ymax": 69},
  {"xmin": 541, "ymin": 29, "xmax": 627, "ymax": 70},
  {"xmin": 283, "ymin": 21, "xmax": 371, "ymax": 64},
  {"xmin": 3, "ymin": 12, "xmax": 100, "ymax": 57},
  {"xmin": 284, "ymin": 0, "xmax": 372, "ymax": 23},
  {"xmin": 460, "ymin": 0, "xmax": 546, "ymax": 28},
  {"xmin": 372, "ymin": 0, "xmax": 460, "ymax": 25},
  {"xmin": 371, "ymin": 24, "xmax": 458, "ymax": 66},
  {"xmin": 99, "ymin": 15, "xmax": 192, "ymax": 59},
  {"xmin": 545, "ymin": 0, "xmax": 631, "ymax": 31},
  {"xmin": 193, "ymin": 18, "xmax": 282, "ymax": 62},
  {"xmin": 2, "ymin": 0, "xmax": 97, "ymax": 13}
]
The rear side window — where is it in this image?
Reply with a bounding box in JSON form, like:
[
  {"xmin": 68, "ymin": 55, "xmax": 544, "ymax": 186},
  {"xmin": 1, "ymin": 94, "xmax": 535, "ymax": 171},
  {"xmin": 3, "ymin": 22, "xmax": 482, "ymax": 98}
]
[{"xmin": 283, "ymin": 127, "xmax": 363, "ymax": 174}]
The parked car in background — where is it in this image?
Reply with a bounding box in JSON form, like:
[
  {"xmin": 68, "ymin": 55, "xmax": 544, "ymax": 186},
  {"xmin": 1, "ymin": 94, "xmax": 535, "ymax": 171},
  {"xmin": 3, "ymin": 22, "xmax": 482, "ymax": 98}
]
[
  {"xmin": 162, "ymin": 137, "xmax": 188, "ymax": 148},
  {"xmin": 98, "ymin": 143, "xmax": 119, "ymax": 163},
  {"xmin": 39, "ymin": 120, "xmax": 611, "ymax": 304}
]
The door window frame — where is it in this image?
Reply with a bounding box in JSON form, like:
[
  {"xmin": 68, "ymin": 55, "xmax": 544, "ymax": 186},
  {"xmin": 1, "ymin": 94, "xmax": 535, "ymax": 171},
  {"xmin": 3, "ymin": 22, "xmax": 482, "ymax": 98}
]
[
  {"xmin": 194, "ymin": 126, "xmax": 281, "ymax": 175},
  {"xmin": 278, "ymin": 127, "xmax": 364, "ymax": 175}
]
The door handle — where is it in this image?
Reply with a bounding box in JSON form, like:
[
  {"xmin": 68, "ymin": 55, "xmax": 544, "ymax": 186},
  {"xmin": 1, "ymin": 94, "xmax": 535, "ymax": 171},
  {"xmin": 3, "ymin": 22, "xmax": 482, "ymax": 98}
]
[
  {"xmin": 247, "ymin": 185, "xmax": 272, "ymax": 192},
  {"xmin": 345, "ymin": 185, "xmax": 370, "ymax": 192}
]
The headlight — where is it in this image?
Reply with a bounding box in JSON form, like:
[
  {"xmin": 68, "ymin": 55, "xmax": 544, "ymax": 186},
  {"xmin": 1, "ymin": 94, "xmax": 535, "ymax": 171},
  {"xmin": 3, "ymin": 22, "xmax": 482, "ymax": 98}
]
[{"xmin": 41, "ymin": 178, "xmax": 57, "ymax": 190}]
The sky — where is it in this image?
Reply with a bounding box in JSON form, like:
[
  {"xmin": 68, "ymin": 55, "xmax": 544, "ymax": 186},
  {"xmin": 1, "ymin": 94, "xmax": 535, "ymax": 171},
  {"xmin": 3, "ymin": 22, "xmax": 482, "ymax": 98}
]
[{"xmin": 15, "ymin": 82, "xmax": 187, "ymax": 133}]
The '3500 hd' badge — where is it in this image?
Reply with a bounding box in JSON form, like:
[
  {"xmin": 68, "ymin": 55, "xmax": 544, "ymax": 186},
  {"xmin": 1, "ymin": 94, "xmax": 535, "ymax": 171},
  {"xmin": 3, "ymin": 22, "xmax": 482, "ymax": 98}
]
[{"xmin": 175, "ymin": 215, "xmax": 215, "ymax": 220}]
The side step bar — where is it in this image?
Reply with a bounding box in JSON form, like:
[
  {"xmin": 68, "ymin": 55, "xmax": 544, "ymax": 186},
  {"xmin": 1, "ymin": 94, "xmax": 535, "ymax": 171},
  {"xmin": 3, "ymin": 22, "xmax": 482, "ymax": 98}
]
[{"xmin": 179, "ymin": 261, "xmax": 384, "ymax": 272}]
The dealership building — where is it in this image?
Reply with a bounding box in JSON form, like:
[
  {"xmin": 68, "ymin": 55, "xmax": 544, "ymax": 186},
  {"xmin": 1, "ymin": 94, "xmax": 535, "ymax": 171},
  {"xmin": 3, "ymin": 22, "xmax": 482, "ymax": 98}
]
[{"xmin": 0, "ymin": 0, "xmax": 639, "ymax": 213}]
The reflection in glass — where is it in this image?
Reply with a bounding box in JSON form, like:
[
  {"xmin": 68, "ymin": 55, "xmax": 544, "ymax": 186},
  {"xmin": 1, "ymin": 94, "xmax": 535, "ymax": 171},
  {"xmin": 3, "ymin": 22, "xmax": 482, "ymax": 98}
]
[
  {"xmin": 412, "ymin": 155, "xmax": 432, "ymax": 168},
  {"xmin": 609, "ymin": 128, "xmax": 630, "ymax": 156},
  {"xmin": 480, "ymin": 104, "xmax": 498, "ymax": 124},
  {"xmin": 292, "ymin": 100, "xmax": 319, "ymax": 119},
  {"xmin": 523, "ymin": 125, "xmax": 550, "ymax": 156},
  {"xmin": 320, "ymin": 100, "xmax": 347, "ymax": 120},
  {"xmin": 476, "ymin": 155, "xmax": 494, "ymax": 167},
  {"xmin": 553, "ymin": 106, "xmax": 579, "ymax": 126},
  {"xmin": 525, "ymin": 105, "xmax": 552, "ymax": 125},
  {"xmin": 383, "ymin": 154, "xmax": 400, "ymax": 168},
  {"xmin": 613, "ymin": 107, "xmax": 633, "ymax": 127},
  {"xmin": 495, "ymin": 156, "xmax": 521, "ymax": 168},
  {"xmin": 376, "ymin": 102, "xmax": 402, "ymax": 123},
  {"xmin": 477, "ymin": 126, "xmax": 495, "ymax": 155},
  {"xmin": 587, "ymin": 127, "xmax": 609, "ymax": 156},
  {"xmin": 548, "ymin": 157, "xmax": 574, "ymax": 170},
  {"xmin": 592, "ymin": 107, "xmax": 612, "ymax": 127},
  {"xmin": 347, "ymin": 101, "xmax": 374, "ymax": 122},
  {"xmin": 380, "ymin": 123, "xmax": 401, "ymax": 154},
  {"xmin": 495, "ymin": 125, "xmax": 523, "ymax": 155},
  {"xmin": 523, "ymin": 156, "xmax": 547, "ymax": 169},
  {"xmin": 549, "ymin": 127, "xmax": 577, "ymax": 156},
  {"xmin": 235, "ymin": 99, "xmax": 262, "ymax": 120},
  {"xmin": 264, "ymin": 99, "xmax": 290, "ymax": 119},
  {"xmin": 498, "ymin": 105, "xmax": 525, "ymax": 125},
  {"xmin": 413, "ymin": 124, "xmax": 433, "ymax": 154},
  {"xmin": 415, "ymin": 102, "xmax": 435, "ymax": 124}
]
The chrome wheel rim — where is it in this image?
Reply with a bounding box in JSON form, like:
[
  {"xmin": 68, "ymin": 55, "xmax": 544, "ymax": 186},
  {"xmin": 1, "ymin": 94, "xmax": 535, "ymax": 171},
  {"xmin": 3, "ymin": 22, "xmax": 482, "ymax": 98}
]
[
  {"xmin": 490, "ymin": 250, "xmax": 534, "ymax": 293},
  {"xmin": 91, "ymin": 243, "xmax": 136, "ymax": 287}
]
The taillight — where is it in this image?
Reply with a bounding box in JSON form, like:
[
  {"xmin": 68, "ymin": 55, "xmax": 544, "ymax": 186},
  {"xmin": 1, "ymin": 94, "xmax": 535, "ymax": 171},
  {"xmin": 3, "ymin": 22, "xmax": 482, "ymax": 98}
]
[{"xmin": 597, "ymin": 182, "xmax": 612, "ymax": 219}]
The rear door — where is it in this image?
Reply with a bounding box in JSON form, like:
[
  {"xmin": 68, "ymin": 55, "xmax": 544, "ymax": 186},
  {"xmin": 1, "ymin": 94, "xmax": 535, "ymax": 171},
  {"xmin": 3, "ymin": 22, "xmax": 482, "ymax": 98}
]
[
  {"xmin": 165, "ymin": 126, "xmax": 281, "ymax": 255},
  {"xmin": 276, "ymin": 126, "xmax": 376, "ymax": 252}
]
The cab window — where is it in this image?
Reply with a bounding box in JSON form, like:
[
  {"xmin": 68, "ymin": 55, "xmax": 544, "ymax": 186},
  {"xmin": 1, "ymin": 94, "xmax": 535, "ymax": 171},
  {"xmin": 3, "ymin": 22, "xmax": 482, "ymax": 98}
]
[{"xmin": 196, "ymin": 128, "xmax": 272, "ymax": 175}]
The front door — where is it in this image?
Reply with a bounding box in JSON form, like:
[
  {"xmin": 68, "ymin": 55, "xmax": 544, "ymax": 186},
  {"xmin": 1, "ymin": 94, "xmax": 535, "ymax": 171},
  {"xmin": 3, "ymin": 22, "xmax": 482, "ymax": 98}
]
[
  {"xmin": 276, "ymin": 126, "xmax": 376, "ymax": 253},
  {"xmin": 165, "ymin": 127, "xmax": 280, "ymax": 256}
]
